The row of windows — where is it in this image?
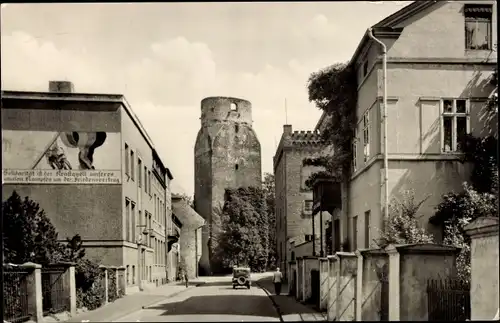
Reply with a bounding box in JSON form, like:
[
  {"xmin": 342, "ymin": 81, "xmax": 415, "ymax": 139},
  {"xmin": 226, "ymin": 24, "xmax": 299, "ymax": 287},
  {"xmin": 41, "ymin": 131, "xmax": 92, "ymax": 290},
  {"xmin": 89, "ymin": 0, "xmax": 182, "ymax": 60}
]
[
  {"xmin": 352, "ymin": 98, "xmax": 471, "ymax": 172},
  {"xmin": 125, "ymin": 196, "xmax": 167, "ymax": 256},
  {"xmin": 124, "ymin": 143, "xmax": 168, "ymax": 195}
]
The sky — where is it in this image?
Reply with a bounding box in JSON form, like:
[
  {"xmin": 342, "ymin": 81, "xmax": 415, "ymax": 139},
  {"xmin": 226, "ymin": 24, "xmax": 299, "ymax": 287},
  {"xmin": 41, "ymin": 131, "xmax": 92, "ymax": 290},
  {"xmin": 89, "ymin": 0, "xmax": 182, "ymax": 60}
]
[{"xmin": 1, "ymin": 1, "xmax": 412, "ymax": 196}]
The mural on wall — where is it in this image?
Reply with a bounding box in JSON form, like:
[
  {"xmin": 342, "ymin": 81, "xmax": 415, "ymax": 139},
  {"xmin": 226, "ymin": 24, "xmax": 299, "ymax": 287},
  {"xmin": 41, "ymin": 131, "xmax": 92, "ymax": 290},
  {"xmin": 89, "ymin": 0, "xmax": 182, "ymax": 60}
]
[{"xmin": 2, "ymin": 130, "xmax": 121, "ymax": 184}]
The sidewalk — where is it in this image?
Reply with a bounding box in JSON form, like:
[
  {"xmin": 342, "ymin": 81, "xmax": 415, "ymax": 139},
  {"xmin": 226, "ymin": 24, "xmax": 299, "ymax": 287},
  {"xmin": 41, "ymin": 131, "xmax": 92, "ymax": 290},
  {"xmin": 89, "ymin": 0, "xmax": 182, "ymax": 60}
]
[
  {"xmin": 64, "ymin": 280, "xmax": 204, "ymax": 322},
  {"xmin": 256, "ymin": 277, "xmax": 326, "ymax": 322}
]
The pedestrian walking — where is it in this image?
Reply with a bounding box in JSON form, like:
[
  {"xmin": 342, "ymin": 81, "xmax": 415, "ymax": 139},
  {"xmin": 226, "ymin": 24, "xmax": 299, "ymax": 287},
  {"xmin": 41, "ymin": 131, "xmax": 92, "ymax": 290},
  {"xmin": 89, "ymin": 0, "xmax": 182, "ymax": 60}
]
[
  {"xmin": 273, "ymin": 267, "xmax": 283, "ymax": 296},
  {"xmin": 184, "ymin": 270, "xmax": 189, "ymax": 288}
]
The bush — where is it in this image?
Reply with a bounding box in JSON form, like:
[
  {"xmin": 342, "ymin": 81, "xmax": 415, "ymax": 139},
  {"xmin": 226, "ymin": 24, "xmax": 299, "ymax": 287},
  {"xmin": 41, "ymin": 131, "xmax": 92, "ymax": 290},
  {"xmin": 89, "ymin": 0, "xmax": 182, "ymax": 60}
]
[
  {"xmin": 436, "ymin": 182, "xmax": 498, "ymax": 282},
  {"xmin": 377, "ymin": 190, "xmax": 434, "ymax": 248}
]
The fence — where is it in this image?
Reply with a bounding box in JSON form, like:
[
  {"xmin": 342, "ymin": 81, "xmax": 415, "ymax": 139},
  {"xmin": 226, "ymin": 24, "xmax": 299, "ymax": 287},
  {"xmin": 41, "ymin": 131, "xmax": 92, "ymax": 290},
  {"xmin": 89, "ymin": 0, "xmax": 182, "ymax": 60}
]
[
  {"xmin": 427, "ymin": 278, "xmax": 471, "ymax": 321},
  {"xmin": 41, "ymin": 266, "xmax": 69, "ymax": 315},
  {"xmin": 3, "ymin": 266, "xmax": 31, "ymax": 323},
  {"xmin": 292, "ymin": 243, "xmax": 465, "ymax": 321}
]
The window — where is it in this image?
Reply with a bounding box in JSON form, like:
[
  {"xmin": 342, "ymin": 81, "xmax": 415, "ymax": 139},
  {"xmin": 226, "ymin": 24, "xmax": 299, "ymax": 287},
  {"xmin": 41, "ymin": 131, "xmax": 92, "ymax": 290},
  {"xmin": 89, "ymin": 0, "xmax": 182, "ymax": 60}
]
[
  {"xmin": 441, "ymin": 99, "xmax": 469, "ymax": 152},
  {"xmin": 352, "ymin": 128, "xmax": 358, "ymax": 171},
  {"xmin": 126, "ymin": 265, "xmax": 130, "ymax": 285},
  {"xmin": 132, "ymin": 266, "xmax": 135, "ymax": 284},
  {"xmin": 144, "ymin": 166, "xmax": 148, "ymax": 193},
  {"xmin": 130, "ymin": 150, "xmax": 135, "ymax": 180},
  {"xmin": 235, "ymin": 164, "xmax": 239, "ymax": 170},
  {"xmin": 154, "ymin": 194, "xmax": 157, "ymax": 220},
  {"xmin": 148, "ymin": 213, "xmax": 153, "ymax": 247},
  {"xmin": 364, "ymin": 210, "xmax": 371, "ymax": 248},
  {"xmin": 138, "ymin": 159, "xmax": 142, "ymax": 188},
  {"xmin": 131, "ymin": 202, "xmax": 136, "ymax": 243},
  {"xmin": 125, "ymin": 144, "xmax": 130, "ymax": 176},
  {"xmin": 353, "ymin": 215, "xmax": 358, "ymax": 251},
  {"xmin": 235, "ymin": 124, "xmax": 239, "ymax": 133},
  {"xmin": 125, "ymin": 199, "xmax": 131, "ymax": 241},
  {"xmin": 230, "ymin": 103, "xmax": 237, "ymax": 111},
  {"xmin": 363, "ymin": 112, "xmax": 370, "ymax": 162},
  {"xmin": 304, "ymin": 200, "xmax": 313, "ymax": 213},
  {"xmin": 148, "ymin": 171, "xmax": 152, "ymax": 195},
  {"xmin": 465, "ymin": 5, "xmax": 493, "ymax": 50}
]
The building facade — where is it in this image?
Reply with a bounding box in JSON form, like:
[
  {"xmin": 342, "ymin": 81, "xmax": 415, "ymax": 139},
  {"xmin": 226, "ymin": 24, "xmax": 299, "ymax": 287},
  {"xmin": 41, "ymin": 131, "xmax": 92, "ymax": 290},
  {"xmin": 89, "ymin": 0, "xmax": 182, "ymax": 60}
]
[
  {"xmin": 172, "ymin": 195, "xmax": 205, "ymax": 279},
  {"xmin": 1, "ymin": 81, "xmax": 175, "ymax": 293},
  {"xmin": 316, "ymin": 0, "xmax": 497, "ymax": 251},
  {"xmin": 273, "ymin": 125, "xmax": 330, "ymax": 279},
  {"xmin": 194, "ymin": 96, "xmax": 262, "ymax": 275}
]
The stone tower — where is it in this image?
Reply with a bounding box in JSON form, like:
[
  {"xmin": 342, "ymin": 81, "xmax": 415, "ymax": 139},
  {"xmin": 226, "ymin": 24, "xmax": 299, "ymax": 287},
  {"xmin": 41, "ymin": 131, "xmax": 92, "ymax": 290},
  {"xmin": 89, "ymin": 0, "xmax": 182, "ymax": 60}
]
[{"xmin": 194, "ymin": 96, "xmax": 262, "ymax": 275}]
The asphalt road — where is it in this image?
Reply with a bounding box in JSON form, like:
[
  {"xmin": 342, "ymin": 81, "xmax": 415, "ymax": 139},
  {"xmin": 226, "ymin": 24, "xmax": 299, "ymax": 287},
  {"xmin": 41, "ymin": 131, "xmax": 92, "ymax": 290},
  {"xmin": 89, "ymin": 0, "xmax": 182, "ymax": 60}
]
[{"xmin": 114, "ymin": 275, "xmax": 280, "ymax": 322}]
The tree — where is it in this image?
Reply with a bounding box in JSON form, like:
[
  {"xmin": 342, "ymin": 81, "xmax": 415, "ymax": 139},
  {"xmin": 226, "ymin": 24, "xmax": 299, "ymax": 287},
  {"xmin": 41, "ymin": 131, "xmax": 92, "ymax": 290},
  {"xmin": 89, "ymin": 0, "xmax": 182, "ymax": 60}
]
[
  {"xmin": 303, "ymin": 63, "xmax": 358, "ymax": 184},
  {"xmin": 3, "ymin": 191, "xmax": 65, "ymax": 265},
  {"xmin": 377, "ymin": 190, "xmax": 434, "ymax": 248},
  {"xmin": 213, "ymin": 187, "xmax": 269, "ymax": 273},
  {"xmin": 2, "ymin": 191, "xmax": 106, "ymax": 310},
  {"xmin": 262, "ymin": 173, "xmax": 277, "ymax": 269}
]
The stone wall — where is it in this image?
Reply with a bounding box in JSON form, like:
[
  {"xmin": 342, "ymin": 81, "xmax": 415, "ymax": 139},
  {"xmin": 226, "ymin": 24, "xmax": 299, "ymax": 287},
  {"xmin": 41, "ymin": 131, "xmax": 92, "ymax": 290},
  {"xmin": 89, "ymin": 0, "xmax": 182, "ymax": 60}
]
[{"xmin": 465, "ymin": 217, "xmax": 499, "ymax": 320}]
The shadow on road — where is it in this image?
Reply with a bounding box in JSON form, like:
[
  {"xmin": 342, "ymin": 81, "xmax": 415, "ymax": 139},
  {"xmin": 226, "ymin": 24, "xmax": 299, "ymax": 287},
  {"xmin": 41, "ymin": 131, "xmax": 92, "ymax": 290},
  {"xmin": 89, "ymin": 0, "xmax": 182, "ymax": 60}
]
[
  {"xmin": 146, "ymin": 295, "xmax": 279, "ymax": 318},
  {"xmin": 256, "ymin": 277, "xmax": 321, "ymax": 316},
  {"xmin": 199, "ymin": 281, "xmax": 233, "ymax": 287}
]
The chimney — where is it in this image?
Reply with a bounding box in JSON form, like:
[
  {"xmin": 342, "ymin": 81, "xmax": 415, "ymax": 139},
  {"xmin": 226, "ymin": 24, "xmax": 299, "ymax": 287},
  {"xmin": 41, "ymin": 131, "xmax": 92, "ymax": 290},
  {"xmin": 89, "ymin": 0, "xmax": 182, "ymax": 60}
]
[
  {"xmin": 49, "ymin": 81, "xmax": 74, "ymax": 93},
  {"xmin": 283, "ymin": 124, "xmax": 292, "ymax": 135}
]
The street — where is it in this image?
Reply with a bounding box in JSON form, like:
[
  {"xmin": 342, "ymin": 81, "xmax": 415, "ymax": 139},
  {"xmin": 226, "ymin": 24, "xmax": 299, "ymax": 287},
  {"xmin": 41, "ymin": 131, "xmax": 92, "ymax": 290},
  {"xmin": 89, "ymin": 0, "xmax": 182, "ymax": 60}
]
[{"xmin": 114, "ymin": 274, "xmax": 281, "ymax": 322}]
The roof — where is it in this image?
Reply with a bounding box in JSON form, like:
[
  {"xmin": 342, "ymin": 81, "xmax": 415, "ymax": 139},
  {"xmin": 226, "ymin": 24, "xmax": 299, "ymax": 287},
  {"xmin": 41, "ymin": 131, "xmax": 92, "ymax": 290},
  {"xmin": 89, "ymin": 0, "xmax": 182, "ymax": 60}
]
[
  {"xmin": 1, "ymin": 90, "xmax": 174, "ymax": 180},
  {"xmin": 349, "ymin": 1, "xmax": 438, "ymax": 66},
  {"xmin": 172, "ymin": 196, "xmax": 205, "ymax": 229}
]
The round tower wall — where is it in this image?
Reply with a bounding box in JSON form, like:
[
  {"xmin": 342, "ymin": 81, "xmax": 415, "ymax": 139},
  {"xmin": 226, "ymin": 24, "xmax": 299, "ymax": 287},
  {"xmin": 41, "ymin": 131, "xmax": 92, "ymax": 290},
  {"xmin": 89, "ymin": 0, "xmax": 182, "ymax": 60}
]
[{"xmin": 200, "ymin": 97, "xmax": 253, "ymax": 126}]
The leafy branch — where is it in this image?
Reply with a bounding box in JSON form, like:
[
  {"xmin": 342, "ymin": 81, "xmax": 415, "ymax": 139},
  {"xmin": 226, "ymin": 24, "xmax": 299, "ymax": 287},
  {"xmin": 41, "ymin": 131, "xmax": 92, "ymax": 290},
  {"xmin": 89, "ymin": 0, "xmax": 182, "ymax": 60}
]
[{"xmin": 303, "ymin": 62, "xmax": 358, "ymax": 187}]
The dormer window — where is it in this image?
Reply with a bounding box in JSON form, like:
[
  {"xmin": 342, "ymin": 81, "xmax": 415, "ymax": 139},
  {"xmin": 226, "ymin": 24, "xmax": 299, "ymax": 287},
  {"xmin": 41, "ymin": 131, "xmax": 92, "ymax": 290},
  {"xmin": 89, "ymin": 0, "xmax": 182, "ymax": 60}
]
[
  {"xmin": 230, "ymin": 103, "xmax": 237, "ymax": 111},
  {"xmin": 464, "ymin": 4, "xmax": 493, "ymax": 50}
]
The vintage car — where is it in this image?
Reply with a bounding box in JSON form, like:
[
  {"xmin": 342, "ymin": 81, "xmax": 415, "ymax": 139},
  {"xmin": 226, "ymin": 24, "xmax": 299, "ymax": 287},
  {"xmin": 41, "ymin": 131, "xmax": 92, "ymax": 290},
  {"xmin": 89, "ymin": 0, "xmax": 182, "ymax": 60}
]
[{"xmin": 232, "ymin": 267, "xmax": 251, "ymax": 289}]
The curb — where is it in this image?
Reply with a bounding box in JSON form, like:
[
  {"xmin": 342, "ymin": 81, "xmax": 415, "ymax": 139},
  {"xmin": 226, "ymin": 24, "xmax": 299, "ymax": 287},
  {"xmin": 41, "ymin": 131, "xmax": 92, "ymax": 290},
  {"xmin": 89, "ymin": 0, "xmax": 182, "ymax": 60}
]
[
  {"xmin": 111, "ymin": 281, "xmax": 206, "ymax": 322},
  {"xmin": 255, "ymin": 280, "xmax": 285, "ymax": 323}
]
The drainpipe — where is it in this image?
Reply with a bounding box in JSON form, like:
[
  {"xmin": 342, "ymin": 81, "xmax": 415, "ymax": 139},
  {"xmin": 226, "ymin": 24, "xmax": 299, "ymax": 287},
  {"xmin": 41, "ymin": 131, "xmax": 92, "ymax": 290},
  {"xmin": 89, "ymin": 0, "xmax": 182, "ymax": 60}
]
[{"xmin": 367, "ymin": 28, "xmax": 389, "ymax": 224}]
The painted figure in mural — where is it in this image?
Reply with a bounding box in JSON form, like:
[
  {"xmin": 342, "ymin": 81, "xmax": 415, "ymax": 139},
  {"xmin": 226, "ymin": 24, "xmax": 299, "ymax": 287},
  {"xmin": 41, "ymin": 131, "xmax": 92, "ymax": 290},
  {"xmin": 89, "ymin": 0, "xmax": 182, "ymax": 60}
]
[
  {"xmin": 60, "ymin": 132, "xmax": 107, "ymax": 170},
  {"xmin": 45, "ymin": 142, "xmax": 72, "ymax": 170}
]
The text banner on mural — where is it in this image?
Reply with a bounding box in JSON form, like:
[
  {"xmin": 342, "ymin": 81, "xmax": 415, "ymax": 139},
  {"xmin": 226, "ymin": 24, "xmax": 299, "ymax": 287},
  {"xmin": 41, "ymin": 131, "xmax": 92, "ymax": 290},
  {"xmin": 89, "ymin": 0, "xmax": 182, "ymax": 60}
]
[
  {"xmin": 2, "ymin": 129, "xmax": 122, "ymax": 185},
  {"xmin": 2, "ymin": 169, "xmax": 122, "ymax": 184}
]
